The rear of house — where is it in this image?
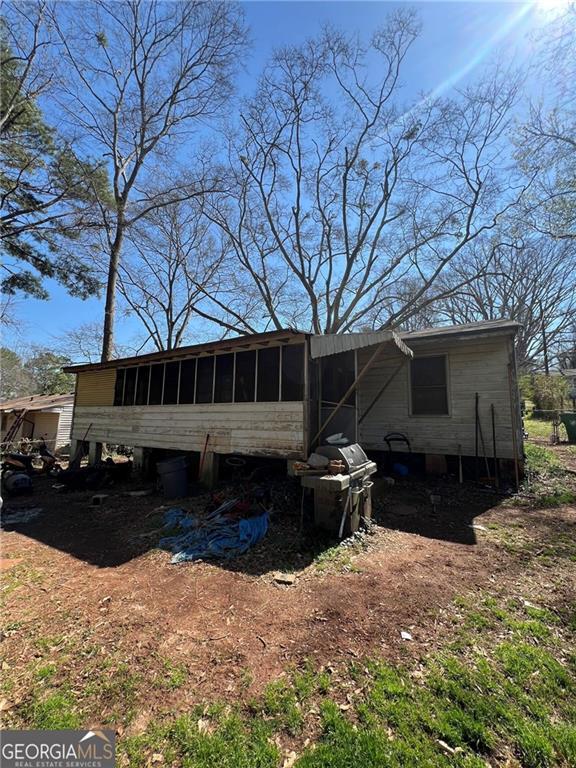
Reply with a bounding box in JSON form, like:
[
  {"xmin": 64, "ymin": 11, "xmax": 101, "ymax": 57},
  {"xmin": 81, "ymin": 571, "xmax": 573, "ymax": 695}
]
[{"xmin": 64, "ymin": 320, "xmax": 523, "ymax": 482}]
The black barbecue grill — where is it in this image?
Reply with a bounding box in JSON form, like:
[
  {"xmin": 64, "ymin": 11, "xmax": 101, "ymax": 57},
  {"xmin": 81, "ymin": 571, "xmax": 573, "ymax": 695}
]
[
  {"xmin": 302, "ymin": 443, "xmax": 377, "ymax": 536},
  {"xmin": 316, "ymin": 443, "xmax": 371, "ymax": 475}
]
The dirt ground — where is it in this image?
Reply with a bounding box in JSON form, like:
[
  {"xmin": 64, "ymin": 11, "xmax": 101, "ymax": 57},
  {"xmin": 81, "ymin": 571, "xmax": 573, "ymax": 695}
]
[{"xmin": 1, "ymin": 448, "xmax": 575, "ymax": 734}]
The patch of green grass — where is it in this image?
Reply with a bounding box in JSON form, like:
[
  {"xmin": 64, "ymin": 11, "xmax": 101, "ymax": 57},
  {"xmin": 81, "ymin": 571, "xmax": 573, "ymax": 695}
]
[
  {"xmin": 23, "ymin": 689, "xmax": 82, "ymax": 729},
  {"xmin": 292, "ymin": 662, "xmax": 331, "ymax": 701},
  {"xmin": 35, "ymin": 663, "xmax": 57, "ymax": 681},
  {"xmin": 524, "ymin": 443, "xmax": 562, "ymax": 474},
  {"xmin": 258, "ymin": 678, "xmax": 303, "ymax": 734},
  {"xmin": 160, "ymin": 658, "xmax": 188, "ymax": 690},
  {"xmin": 524, "ymin": 417, "xmax": 555, "ymax": 440},
  {"xmin": 121, "ymin": 712, "xmax": 280, "ymax": 768},
  {"xmin": 83, "ymin": 661, "xmax": 141, "ymax": 725},
  {"xmin": 109, "ymin": 591, "xmax": 576, "ymax": 767}
]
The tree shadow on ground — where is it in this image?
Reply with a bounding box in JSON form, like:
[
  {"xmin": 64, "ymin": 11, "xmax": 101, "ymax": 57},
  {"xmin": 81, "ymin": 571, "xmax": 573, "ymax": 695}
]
[{"xmin": 2, "ymin": 471, "xmax": 509, "ymax": 571}]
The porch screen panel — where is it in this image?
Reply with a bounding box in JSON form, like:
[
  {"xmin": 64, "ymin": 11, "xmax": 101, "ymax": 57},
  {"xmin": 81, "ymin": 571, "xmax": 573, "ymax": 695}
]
[
  {"xmin": 149, "ymin": 364, "xmax": 164, "ymax": 405},
  {"xmin": 113, "ymin": 369, "xmax": 125, "ymax": 406},
  {"xmin": 135, "ymin": 366, "xmax": 150, "ymax": 405},
  {"xmin": 257, "ymin": 347, "xmax": 280, "ymax": 402},
  {"xmin": 235, "ymin": 350, "xmax": 256, "ymax": 402},
  {"xmin": 196, "ymin": 356, "xmax": 215, "ymax": 403},
  {"xmin": 123, "ymin": 367, "xmax": 137, "ymax": 405},
  {"xmin": 214, "ymin": 353, "xmax": 234, "ymax": 403},
  {"xmin": 179, "ymin": 359, "xmax": 196, "ymax": 404},
  {"xmin": 163, "ymin": 361, "xmax": 180, "ymax": 404},
  {"xmin": 281, "ymin": 344, "xmax": 304, "ymax": 401}
]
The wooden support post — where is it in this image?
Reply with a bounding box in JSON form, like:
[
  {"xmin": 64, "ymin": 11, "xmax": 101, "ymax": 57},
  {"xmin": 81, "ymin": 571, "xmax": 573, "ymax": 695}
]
[
  {"xmin": 133, "ymin": 447, "xmax": 145, "ymax": 473},
  {"xmin": 88, "ymin": 441, "xmax": 103, "ymax": 465},
  {"xmin": 199, "ymin": 451, "xmax": 219, "ymax": 488}
]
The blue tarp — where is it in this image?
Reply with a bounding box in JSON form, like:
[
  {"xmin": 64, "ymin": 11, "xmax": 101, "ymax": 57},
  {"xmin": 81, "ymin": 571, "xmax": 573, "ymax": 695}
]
[{"xmin": 159, "ymin": 502, "xmax": 269, "ymax": 564}]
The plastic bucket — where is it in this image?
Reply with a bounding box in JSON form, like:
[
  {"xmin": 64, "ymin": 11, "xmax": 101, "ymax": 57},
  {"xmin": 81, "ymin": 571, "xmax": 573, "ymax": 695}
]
[
  {"xmin": 157, "ymin": 455, "xmax": 188, "ymax": 498},
  {"xmin": 560, "ymin": 412, "xmax": 576, "ymax": 443}
]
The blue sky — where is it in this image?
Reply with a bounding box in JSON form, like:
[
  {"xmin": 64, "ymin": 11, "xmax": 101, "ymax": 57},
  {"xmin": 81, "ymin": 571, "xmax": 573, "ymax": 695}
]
[{"xmin": 6, "ymin": 1, "xmax": 550, "ymax": 359}]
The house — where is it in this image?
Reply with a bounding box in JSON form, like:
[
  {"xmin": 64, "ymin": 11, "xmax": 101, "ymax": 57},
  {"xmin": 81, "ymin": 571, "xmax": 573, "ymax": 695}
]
[
  {"xmin": 0, "ymin": 393, "xmax": 75, "ymax": 451},
  {"xmin": 63, "ymin": 319, "xmax": 523, "ymax": 484}
]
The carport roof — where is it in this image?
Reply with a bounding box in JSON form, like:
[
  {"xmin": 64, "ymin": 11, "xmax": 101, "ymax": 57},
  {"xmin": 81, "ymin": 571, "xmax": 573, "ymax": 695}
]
[{"xmin": 0, "ymin": 393, "xmax": 74, "ymax": 412}]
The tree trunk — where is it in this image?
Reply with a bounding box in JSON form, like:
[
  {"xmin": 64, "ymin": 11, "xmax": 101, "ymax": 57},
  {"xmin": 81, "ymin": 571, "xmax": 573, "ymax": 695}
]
[{"xmin": 101, "ymin": 225, "xmax": 124, "ymax": 362}]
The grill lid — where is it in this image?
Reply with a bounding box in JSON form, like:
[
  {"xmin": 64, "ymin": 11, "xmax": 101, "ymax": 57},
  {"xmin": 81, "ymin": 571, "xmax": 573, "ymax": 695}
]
[{"xmin": 316, "ymin": 443, "xmax": 370, "ymax": 471}]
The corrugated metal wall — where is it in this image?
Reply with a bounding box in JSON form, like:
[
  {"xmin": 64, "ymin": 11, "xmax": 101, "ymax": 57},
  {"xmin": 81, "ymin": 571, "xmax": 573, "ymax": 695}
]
[{"xmin": 75, "ymin": 370, "xmax": 116, "ymax": 407}]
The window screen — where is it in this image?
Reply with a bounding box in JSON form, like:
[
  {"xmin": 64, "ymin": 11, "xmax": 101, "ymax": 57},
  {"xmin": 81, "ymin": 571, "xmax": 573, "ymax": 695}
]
[
  {"xmin": 163, "ymin": 361, "xmax": 180, "ymax": 404},
  {"xmin": 257, "ymin": 347, "xmax": 280, "ymax": 402},
  {"xmin": 196, "ymin": 356, "xmax": 214, "ymax": 403},
  {"xmin": 179, "ymin": 359, "xmax": 196, "ymax": 404},
  {"xmin": 410, "ymin": 356, "xmax": 448, "ymax": 415},
  {"xmin": 281, "ymin": 344, "xmax": 304, "ymax": 401},
  {"xmin": 149, "ymin": 363, "xmax": 164, "ymax": 405},
  {"xmin": 114, "ymin": 369, "xmax": 125, "ymax": 406},
  {"xmin": 214, "ymin": 353, "xmax": 234, "ymax": 403},
  {"xmin": 235, "ymin": 350, "xmax": 256, "ymax": 402},
  {"xmin": 320, "ymin": 350, "xmax": 355, "ymax": 406},
  {"xmin": 123, "ymin": 367, "xmax": 137, "ymax": 406},
  {"xmin": 135, "ymin": 365, "xmax": 150, "ymax": 405}
]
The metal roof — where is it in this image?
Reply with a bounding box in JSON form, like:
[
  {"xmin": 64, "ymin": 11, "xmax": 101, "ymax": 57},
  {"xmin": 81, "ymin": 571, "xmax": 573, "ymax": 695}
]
[
  {"xmin": 63, "ymin": 329, "xmax": 308, "ymax": 373},
  {"xmin": 0, "ymin": 393, "xmax": 75, "ymax": 413},
  {"xmin": 63, "ymin": 320, "xmax": 520, "ymax": 374},
  {"xmin": 401, "ymin": 319, "xmax": 521, "ymax": 342},
  {"xmin": 310, "ymin": 330, "xmax": 413, "ymax": 359}
]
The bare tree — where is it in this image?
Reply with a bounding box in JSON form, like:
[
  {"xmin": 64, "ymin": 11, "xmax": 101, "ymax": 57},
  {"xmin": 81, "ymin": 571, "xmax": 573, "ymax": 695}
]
[
  {"xmin": 516, "ymin": 5, "xmax": 576, "ymax": 240},
  {"xmin": 51, "ymin": 0, "xmax": 248, "ymax": 360},
  {"xmin": 200, "ymin": 12, "xmax": 528, "ymax": 335},
  {"xmin": 434, "ymin": 234, "xmax": 576, "ymax": 371},
  {"xmin": 117, "ymin": 200, "xmax": 230, "ymax": 350}
]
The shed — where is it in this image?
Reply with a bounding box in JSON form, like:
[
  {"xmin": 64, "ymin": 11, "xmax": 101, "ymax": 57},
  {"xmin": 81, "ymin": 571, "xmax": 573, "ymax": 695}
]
[
  {"xmin": 0, "ymin": 393, "xmax": 75, "ymax": 451},
  {"xmin": 63, "ymin": 320, "xmax": 523, "ymax": 482}
]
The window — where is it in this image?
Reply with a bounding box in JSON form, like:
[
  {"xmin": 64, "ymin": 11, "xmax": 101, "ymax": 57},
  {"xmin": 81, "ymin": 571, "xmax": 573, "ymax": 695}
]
[
  {"xmin": 114, "ymin": 369, "xmax": 125, "ymax": 406},
  {"xmin": 123, "ymin": 367, "xmax": 137, "ymax": 406},
  {"xmin": 163, "ymin": 361, "xmax": 180, "ymax": 404},
  {"xmin": 149, "ymin": 364, "xmax": 164, "ymax": 405},
  {"xmin": 214, "ymin": 353, "xmax": 234, "ymax": 403},
  {"xmin": 135, "ymin": 366, "xmax": 150, "ymax": 405},
  {"xmin": 281, "ymin": 344, "xmax": 304, "ymax": 401},
  {"xmin": 235, "ymin": 350, "xmax": 256, "ymax": 402},
  {"xmin": 196, "ymin": 356, "xmax": 214, "ymax": 403},
  {"xmin": 410, "ymin": 356, "xmax": 448, "ymax": 415},
  {"xmin": 179, "ymin": 359, "xmax": 196, "ymax": 404},
  {"xmin": 257, "ymin": 347, "xmax": 280, "ymax": 401}
]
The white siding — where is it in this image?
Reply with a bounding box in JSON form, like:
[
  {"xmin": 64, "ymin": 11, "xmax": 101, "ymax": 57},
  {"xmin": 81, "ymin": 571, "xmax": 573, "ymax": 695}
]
[
  {"xmin": 72, "ymin": 401, "xmax": 306, "ymax": 458},
  {"xmin": 55, "ymin": 404, "xmax": 74, "ymax": 448},
  {"xmin": 358, "ymin": 336, "xmax": 518, "ymax": 459}
]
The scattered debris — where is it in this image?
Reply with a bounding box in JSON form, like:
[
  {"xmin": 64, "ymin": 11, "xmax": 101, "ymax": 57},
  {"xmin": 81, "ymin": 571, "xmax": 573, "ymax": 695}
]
[
  {"xmin": 471, "ymin": 523, "xmax": 488, "ymax": 531},
  {"xmin": 400, "ymin": 630, "xmax": 413, "ymax": 641},
  {"xmin": 160, "ymin": 494, "xmax": 269, "ymax": 563},
  {"xmin": 273, "ymin": 572, "xmax": 296, "ymax": 585},
  {"xmin": 1, "ymin": 507, "xmax": 42, "ymax": 526},
  {"xmin": 437, "ymin": 739, "xmax": 463, "ymax": 755},
  {"xmin": 90, "ymin": 494, "xmax": 109, "ymax": 507},
  {"xmin": 282, "ymin": 750, "xmax": 298, "ymax": 768}
]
